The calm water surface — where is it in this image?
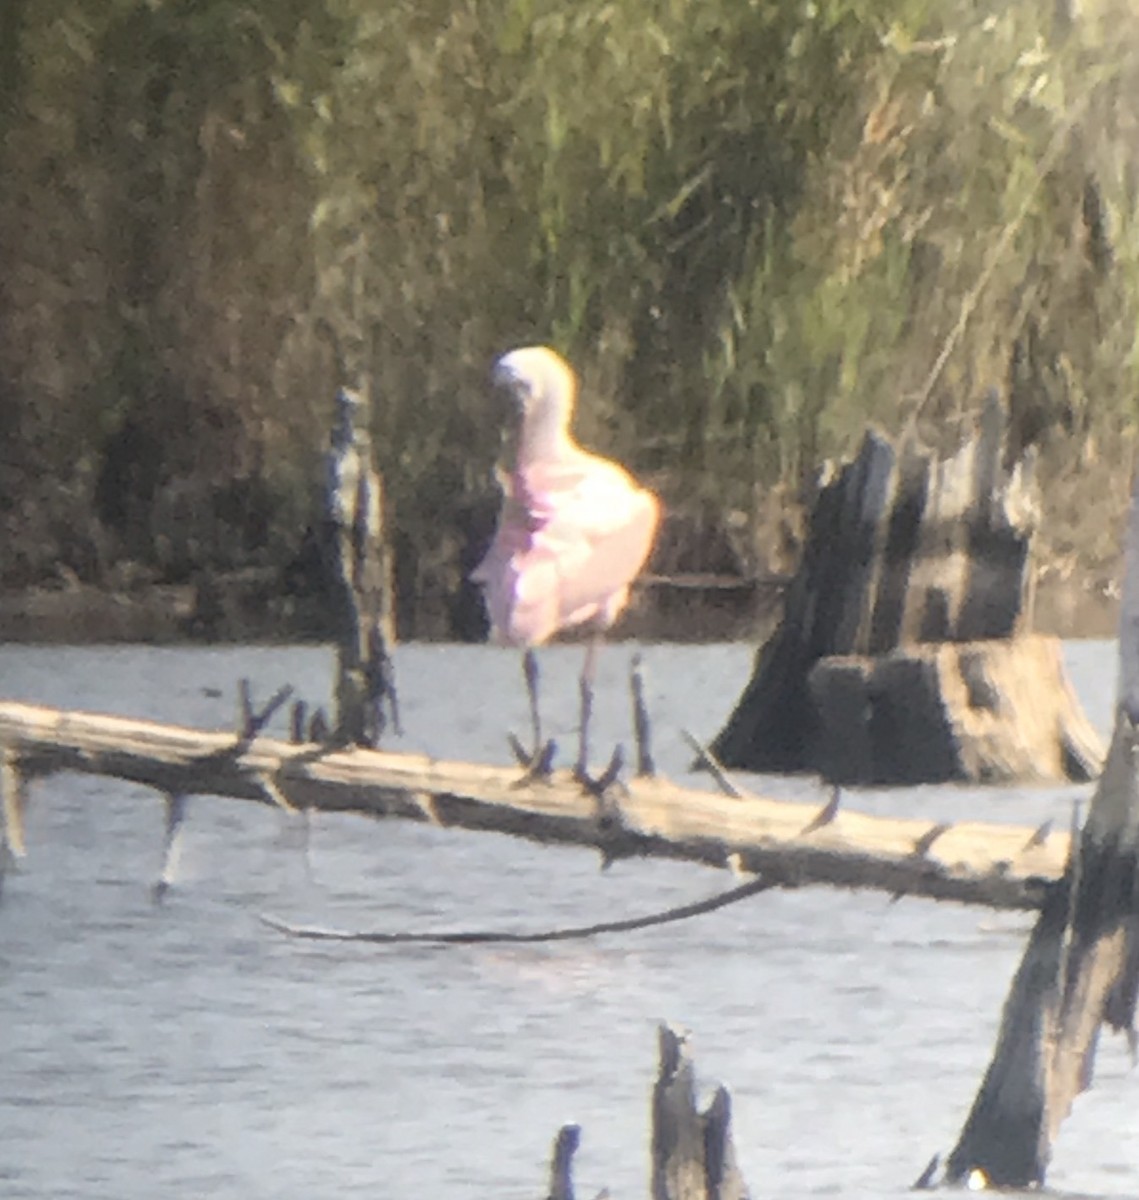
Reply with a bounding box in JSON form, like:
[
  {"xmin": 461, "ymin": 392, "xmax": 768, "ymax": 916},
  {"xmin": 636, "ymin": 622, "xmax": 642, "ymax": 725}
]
[{"xmin": 0, "ymin": 640, "xmax": 1135, "ymax": 1198}]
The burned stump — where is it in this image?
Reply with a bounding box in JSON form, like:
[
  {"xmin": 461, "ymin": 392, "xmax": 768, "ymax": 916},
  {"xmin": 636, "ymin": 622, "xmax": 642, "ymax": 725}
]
[
  {"xmin": 711, "ymin": 393, "xmax": 1101, "ymax": 783},
  {"xmin": 809, "ymin": 636, "xmax": 1101, "ymax": 785},
  {"xmin": 927, "ymin": 470, "xmax": 1139, "ymax": 1189}
]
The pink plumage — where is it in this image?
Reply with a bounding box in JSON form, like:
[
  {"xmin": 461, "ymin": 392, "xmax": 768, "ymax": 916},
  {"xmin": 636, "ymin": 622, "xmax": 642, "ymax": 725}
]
[{"xmin": 472, "ymin": 346, "xmax": 660, "ymax": 647}]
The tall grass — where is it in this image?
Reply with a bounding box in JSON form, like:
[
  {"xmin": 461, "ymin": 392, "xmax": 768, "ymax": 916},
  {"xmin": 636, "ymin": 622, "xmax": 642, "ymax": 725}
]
[{"xmin": 2, "ymin": 0, "xmax": 1137, "ymax": 614}]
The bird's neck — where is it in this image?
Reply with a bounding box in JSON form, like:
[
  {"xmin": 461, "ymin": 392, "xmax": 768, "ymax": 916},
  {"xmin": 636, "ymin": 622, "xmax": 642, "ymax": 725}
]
[{"xmin": 518, "ymin": 415, "xmax": 575, "ymax": 467}]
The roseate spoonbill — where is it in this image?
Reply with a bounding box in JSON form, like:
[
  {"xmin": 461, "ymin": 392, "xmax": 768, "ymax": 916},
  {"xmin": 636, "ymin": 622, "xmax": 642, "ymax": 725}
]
[{"xmin": 472, "ymin": 346, "xmax": 660, "ymax": 785}]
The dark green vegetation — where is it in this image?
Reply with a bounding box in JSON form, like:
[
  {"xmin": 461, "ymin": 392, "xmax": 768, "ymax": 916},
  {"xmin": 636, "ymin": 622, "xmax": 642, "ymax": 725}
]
[{"xmin": 2, "ymin": 0, "xmax": 1137, "ymax": 638}]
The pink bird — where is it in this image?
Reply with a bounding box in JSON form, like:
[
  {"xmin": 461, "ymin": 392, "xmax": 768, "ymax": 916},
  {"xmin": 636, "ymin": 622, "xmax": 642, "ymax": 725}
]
[{"xmin": 472, "ymin": 346, "xmax": 660, "ymax": 783}]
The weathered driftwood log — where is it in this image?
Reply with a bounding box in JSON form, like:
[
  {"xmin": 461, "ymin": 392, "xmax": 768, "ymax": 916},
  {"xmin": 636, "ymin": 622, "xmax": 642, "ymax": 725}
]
[
  {"xmin": 325, "ymin": 386, "xmax": 398, "ymax": 747},
  {"xmin": 0, "ymin": 700, "xmax": 1069, "ymax": 909},
  {"xmin": 809, "ymin": 635, "xmax": 1102, "ymax": 785},
  {"xmin": 543, "ymin": 1024, "xmax": 748, "ymax": 1200},
  {"xmin": 711, "ymin": 395, "xmax": 1100, "ymax": 783},
  {"xmin": 923, "ymin": 475, "xmax": 1139, "ymax": 1189}
]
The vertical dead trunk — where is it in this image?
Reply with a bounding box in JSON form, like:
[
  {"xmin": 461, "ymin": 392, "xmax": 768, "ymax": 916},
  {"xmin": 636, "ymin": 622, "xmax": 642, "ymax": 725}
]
[
  {"xmin": 325, "ymin": 386, "xmax": 398, "ymax": 747},
  {"xmin": 540, "ymin": 1025, "xmax": 750, "ymax": 1200},
  {"xmin": 652, "ymin": 1024, "xmax": 751, "ymax": 1200},
  {"xmin": 937, "ymin": 471, "xmax": 1139, "ymax": 1188}
]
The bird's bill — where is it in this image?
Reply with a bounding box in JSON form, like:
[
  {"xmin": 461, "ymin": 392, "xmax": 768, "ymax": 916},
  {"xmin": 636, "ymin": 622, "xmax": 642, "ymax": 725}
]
[{"xmin": 491, "ymin": 360, "xmax": 526, "ymax": 463}]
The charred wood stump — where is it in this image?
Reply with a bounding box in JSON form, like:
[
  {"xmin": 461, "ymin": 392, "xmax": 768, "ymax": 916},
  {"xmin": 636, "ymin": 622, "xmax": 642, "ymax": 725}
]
[
  {"xmin": 925, "ymin": 472, "xmax": 1139, "ymax": 1189},
  {"xmin": 931, "ymin": 707, "xmax": 1139, "ymax": 1188},
  {"xmin": 711, "ymin": 393, "xmax": 1100, "ymax": 782},
  {"xmin": 325, "ymin": 387, "xmax": 399, "ymax": 748},
  {"xmin": 809, "ymin": 636, "xmax": 1101, "ymax": 785}
]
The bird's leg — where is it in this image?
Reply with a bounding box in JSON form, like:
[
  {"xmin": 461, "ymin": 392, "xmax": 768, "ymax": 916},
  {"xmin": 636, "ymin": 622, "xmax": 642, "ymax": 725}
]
[
  {"xmin": 509, "ymin": 648, "xmax": 556, "ymax": 782},
  {"xmin": 574, "ymin": 636, "xmax": 624, "ymax": 797},
  {"xmin": 574, "ymin": 638, "xmax": 597, "ymax": 782},
  {"xmin": 525, "ymin": 647, "xmax": 542, "ymax": 755}
]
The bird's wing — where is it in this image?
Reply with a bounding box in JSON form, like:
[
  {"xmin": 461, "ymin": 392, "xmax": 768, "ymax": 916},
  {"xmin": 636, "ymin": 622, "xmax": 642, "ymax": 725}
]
[
  {"xmin": 472, "ymin": 453, "xmax": 659, "ymax": 645},
  {"xmin": 518, "ymin": 455, "xmax": 660, "ymax": 634}
]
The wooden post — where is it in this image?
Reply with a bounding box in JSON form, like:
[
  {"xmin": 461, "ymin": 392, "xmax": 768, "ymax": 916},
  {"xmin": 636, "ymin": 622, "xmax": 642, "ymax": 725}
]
[
  {"xmin": 710, "ymin": 394, "xmax": 1101, "ymax": 783},
  {"xmin": 325, "ymin": 386, "xmax": 398, "ymax": 747},
  {"xmin": 928, "ymin": 471, "xmax": 1139, "ymax": 1188}
]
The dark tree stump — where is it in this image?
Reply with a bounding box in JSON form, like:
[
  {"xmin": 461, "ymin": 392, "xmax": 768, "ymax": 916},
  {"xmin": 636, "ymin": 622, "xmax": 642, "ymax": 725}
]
[
  {"xmin": 711, "ymin": 394, "xmax": 1100, "ymax": 783},
  {"xmin": 931, "ymin": 472, "xmax": 1139, "ymax": 1188},
  {"xmin": 809, "ymin": 636, "xmax": 1102, "ymax": 785}
]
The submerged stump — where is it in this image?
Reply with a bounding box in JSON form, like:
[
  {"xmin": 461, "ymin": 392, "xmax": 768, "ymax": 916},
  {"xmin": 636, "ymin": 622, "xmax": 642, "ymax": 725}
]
[
  {"xmin": 711, "ymin": 393, "xmax": 1101, "ymax": 783},
  {"xmin": 544, "ymin": 1024, "xmax": 749, "ymax": 1200}
]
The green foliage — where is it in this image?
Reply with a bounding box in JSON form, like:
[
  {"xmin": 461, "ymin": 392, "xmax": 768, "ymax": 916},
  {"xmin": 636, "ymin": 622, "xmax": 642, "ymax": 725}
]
[{"xmin": 2, "ymin": 0, "xmax": 1138, "ymax": 614}]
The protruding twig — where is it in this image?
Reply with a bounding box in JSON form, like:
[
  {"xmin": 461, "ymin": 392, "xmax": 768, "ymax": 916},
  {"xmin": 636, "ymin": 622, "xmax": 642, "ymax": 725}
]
[
  {"xmin": 683, "ymin": 729, "xmax": 745, "ymax": 799},
  {"xmin": 1, "ymin": 745, "xmax": 28, "ymax": 860},
  {"xmin": 576, "ymin": 658, "xmax": 595, "ymax": 781},
  {"xmin": 308, "ymin": 707, "xmax": 329, "ymax": 744},
  {"xmin": 238, "ymin": 678, "xmax": 254, "ymax": 737},
  {"xmin": 412, "ymin": 790, "xmax": 443, "ymax": 826},
  {"xmin": 290, "ymin": 700, "xmax": 308, "ymax": 744},
  {"xmin": 912, "ymin": 1153, "xmax": 940, "ymax": 1190},
  {"xmin": 1023, "ymin": 819, "xmax": 1052, "ymax": 850},
  {"xmin": 153, "ymin": 791, "xmax": 188, "ymax": 904},
  {"xmin": 890, "ymin": 822, "xmax": 955, "ymax": 903},
  {"xmin": 724, "ymin": 852, "xmax": 753, "ymax": 879},
  {"xmin": 630, "ymin": 653, "xmax": 655, "ymax": 777},
  {"xmin": 237, "ymin": 679, "xmax": 294, "ymax": 741},
  {"xmin": 546, "ymin": 1124, "xmax": 580, "ymax": 1200},
  {"xmin": 240, "ymin": 684, "xmax": 294, "ymax": 741},
  {"xmin": 912, "ymin": 822, "xmax": 953, "ymax": 858},
  {"xmin": 801, "ymin": 784, "xmax": 841, "ymax": 834},
  {"xmin": 257, "ymin": 774, "xmax": 298, "ymax": 814}
]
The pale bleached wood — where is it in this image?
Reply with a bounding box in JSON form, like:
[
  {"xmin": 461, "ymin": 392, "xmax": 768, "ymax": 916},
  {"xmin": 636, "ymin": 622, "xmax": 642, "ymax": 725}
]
[{"xmin": 0, "ymin": 700, "xmax": 1071, "ymax": 910}]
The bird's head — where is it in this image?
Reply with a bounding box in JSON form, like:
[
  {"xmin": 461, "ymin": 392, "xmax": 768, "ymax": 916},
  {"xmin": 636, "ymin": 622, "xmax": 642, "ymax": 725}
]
[{"xmin": 492, "ymin": 346, "xmax": 577, "ymax": 463}]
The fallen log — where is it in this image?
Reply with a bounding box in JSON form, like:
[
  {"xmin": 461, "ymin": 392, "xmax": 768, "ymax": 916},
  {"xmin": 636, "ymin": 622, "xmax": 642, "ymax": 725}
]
[
  {"xmin": 0, "ymin": 698, "xmax": 1070, "ymax": 910},
  {"xmin": 711, "ymin": 394, "xmax": 1102, "ymax": 783}
]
